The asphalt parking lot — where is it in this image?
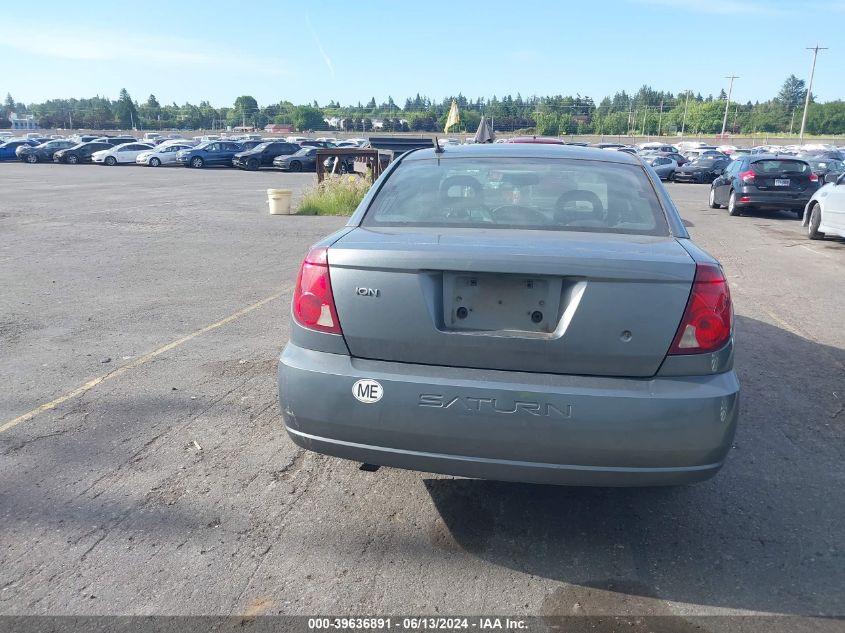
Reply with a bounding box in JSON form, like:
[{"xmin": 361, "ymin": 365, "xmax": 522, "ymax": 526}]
[{"xmin": 1, "ymin": 163, "xmax": 844, "ymax": 627}]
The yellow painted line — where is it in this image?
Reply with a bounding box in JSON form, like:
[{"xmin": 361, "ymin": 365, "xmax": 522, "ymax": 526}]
[{"xmin": 0, "ymin": 290, "xmax": 287, "ymax": 435}]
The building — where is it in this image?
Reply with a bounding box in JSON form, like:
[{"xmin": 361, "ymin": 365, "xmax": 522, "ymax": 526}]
[
  {"xmin": 265, "ymin": 123, "xmax": 293, "ymax": 134},
  {"xmin": 9, "ymin": 112, "xmax": 38, "ymax": 130}
]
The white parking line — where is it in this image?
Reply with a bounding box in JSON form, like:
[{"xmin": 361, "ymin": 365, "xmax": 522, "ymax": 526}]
[{"xmin": 799, "ymin": 244, "xmax": 831, "ymax": 258}]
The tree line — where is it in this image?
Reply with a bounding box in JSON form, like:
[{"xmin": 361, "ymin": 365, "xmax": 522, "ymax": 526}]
[{"xmin": 3, "ymin": 76, "xmax": 844, "ymax": 135}]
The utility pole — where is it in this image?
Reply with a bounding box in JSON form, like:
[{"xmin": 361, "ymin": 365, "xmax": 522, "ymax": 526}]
[
  {"xmin": 681, "ymin": 90, "xmax": 690, "ymax": 136},
  {"xmin": 799, "ymin": 44, "xmax": 828, "ymax": 143},
  {"xmin": 721, "ymin": 75, "xmax": 738, "ymax": 138},
  {"xmin": 658, "ymin": 99, "xmax": 664, "ymax": 136}
]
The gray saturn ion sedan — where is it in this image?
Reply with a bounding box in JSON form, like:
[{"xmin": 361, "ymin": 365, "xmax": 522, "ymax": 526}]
[{"xmin": 278, "ymin": 144, "xmax": 739, "ymax": 486}]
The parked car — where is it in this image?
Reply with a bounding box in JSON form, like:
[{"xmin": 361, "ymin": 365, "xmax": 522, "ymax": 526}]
[
  {"xmin": 273, "ymin": 147, "xmax": 319, "ymax": 172},
  {"xmin": 94, "ymin": 136, "xmax": 138, "ymax": 146},
  {"xmin": 674, "ymin": 156, "xmax": 731, "ymax": 183},
  {"xmin": 594, "ymin": 143, "xmax": 628, "ymax": 150},
  {"xmin": 654, "ymin": 151, "xmax": 688, "ymax": 167},
  {"xmin": 804, "ymin": 173, "xmax": 845, "ymax": 240},
  {"xmin": 91, "ymin": 142, "xmax": 154, "ymax": 166},
  {"xmin": 709, "ymin": 155, "xmax": 820, "ymax": 216},
  {"xmin": 135, "ymin": 144, "xmax": 193, "ymax": 167},
  {"xmin": 53, "ymin": 142, "xmax": 113, "ymax": 164},
  {"xmin": 801, "ymin": 157, "xmax": 845, "ymax": 184},
  {"xmin": 0, "ymin": 139, "xmax": 38, "ymax": 161},
  {"xmin": 300, "ymin": 140, "xmax": 337, "ymax": 149},
  {"xmin": 69, "ymin": 134, "xmax": 100, "ymax": 144},
  {"xmin": 232, "ymin": 141, "xmax": 301, "ymax": 170},
  {"xmin": 643, "ymin": 155, "xmax": 679, "ymax": 181},
  {"xmin": 17, "ymin": 139, "xmax": 76, "ymax": 163},
  {"xmin": 278, "ymin": 144, "xmax": 738, "ymax": 487},
  {"xmin": 639, "ymin": 143, "xmax": 678, "ymax": 153},
  {"xmin": 175, "ymin": 141, "xmax": 245, "ymax": 168},
  {"xmin": 683, "ymin": 149, "xmax": 725, "ymax": 161}
]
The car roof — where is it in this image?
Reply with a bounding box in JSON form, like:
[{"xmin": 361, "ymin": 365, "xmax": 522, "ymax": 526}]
[{"xmin": 401, "ymin": 143, "xmax": 641, "ymax": 165}]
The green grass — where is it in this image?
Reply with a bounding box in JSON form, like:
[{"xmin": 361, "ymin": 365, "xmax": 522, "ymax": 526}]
[{"xmin": 296, "ymin": 175, "xmax": 371, "ymax": 216}]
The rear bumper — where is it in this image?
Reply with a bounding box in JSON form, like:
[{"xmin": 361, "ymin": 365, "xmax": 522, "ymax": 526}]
[
  {"xmin": 734, "ymin": 188, "xmax": 813, "ymax": 210},
  {"xmin": 278, "ymin": 344, "xmax": 739, "ymax": 486}
]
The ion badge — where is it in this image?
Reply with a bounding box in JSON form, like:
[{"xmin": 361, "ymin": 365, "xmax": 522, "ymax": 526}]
[{"xmin": 352, "ymin": 379, "xmax": 383, "ymax": 403}]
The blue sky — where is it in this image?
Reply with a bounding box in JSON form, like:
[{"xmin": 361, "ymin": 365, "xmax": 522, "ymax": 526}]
[{"xmin": 2, "ymin": 0, "xmax": 842, "ymax": 108}]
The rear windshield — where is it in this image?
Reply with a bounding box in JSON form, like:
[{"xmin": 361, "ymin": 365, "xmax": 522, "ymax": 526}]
[
  {"xmin": 752, "ymin": 160, "xmax": 809, "ymax": 175},
  {"xmin": 363, "ymin": 157, "xmax": 669, "ymax": 236}
]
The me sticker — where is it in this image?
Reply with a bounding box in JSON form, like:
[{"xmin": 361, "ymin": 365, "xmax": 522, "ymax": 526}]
[{"xmin": 352, "ymin": 379, "xmax": 383, "ymax": 404}]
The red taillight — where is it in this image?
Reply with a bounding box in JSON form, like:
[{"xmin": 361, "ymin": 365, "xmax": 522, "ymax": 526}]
[
  {"xmin": 668, "ymin": 263, "xmax": 732, "ymax": 355},
  {"xmin": 739, "ymin": 170, "xmax": 755, "ymax": 183},
  {"xmin": 809, "ymin": 172, "xmax": 819, "ymax": 183},
  {"xmin": 292, "ymin": 246, "xmax": 342, "ymax": 334}
]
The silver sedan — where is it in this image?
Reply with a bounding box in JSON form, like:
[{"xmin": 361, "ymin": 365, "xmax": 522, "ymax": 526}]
[
  {"xmin": 644, "ymin": 155, "xmax": 680, "ymax": 181},
  {"xmin": 278, "ymin": 145, "xmax": 739, "ymax": 487}
]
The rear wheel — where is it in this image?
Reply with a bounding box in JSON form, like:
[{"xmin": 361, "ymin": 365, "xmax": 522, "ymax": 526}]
[
  {"xmin": 26, "ymin": 154, "xmax": 38, "ymax": 164},
  {"xmin": 190, "ymin": 157, "xmax": 204, "ymax": 168},
  {"xmin": 104, "ymin": 156, "xmax": 117, "ymax": 166},
  {"xmin": 66, "ymin": 154, "xmax": 79, "ymax": 165},
  {"xmin": 149, "ymin": 157, "xmax": 161, "ymax": 167},
  {"xmin": 667, "ymin": 170, "xmax": 675, "ymax": 182},
  {"xmin": 708, "ymin": 187, "xmax": 720, "ymax": 209},
  {"xmin": 808, "ymin": 204, "xmax": 824, "ymax": 240},
  {"xmin": 728, "ymin": 191, "xmax": 741, "ymax": 216},
  {"xmin": 289, "ymin": 161, "xmax": 302, "ymax": 172}
]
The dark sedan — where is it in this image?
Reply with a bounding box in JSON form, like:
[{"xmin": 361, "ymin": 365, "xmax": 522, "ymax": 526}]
[
  {"xmin": 802, "ymin": 157, "xmax": 845, "ymax": 185},
  {"xmin": 175, "ymin": 141, "xmax": 245, "ymax": 168},
  {"xmin": 16, "ymin": 139, "xmax": 76, "ymax": 163},
  {"xmin": 709, "ymin": 155, "xmax": 820, "ymax": 217},
  {"xmin": 673, "ymin": 157, "xmax": 731, "ymax": 183},
  {"xmin": 232, "ymin": 141, "xmax": 301, "ymax": 170},
  {"xmin": 53, "ymin": 142, "xmax": 113, "ymax": 164},
  {"xmin": 273, "ymin": 147, "xmax": 319, "ymax": 172},
  {"xmin": 0, "ymin": 139, "xmax": 38, "ymax": 161}
]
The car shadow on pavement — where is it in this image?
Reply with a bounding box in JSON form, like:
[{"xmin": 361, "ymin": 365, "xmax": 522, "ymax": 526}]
[{"xmin": 424, "ymin": 314, "xmax": 845, "ymax": 616}]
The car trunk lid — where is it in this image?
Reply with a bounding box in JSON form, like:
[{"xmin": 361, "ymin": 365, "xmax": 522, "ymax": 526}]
[{"xmin": 328, "ymin": 227, "xmax": 695, "ymax": 377}]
